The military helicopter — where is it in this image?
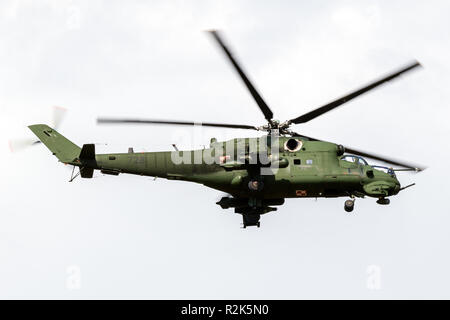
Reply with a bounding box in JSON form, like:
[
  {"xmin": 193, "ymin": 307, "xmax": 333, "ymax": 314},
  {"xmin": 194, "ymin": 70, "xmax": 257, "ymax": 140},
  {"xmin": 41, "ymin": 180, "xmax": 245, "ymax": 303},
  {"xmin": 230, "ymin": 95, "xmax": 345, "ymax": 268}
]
[{"xmin": 28, "ymin": 31, "xmax": 424, "ymax": 228}]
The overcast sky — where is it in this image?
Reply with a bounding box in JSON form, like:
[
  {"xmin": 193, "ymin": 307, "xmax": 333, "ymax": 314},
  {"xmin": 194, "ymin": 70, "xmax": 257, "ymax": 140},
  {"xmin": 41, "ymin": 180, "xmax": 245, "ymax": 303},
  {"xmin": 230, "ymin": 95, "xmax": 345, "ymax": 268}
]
[{"xmin": 1, "ymin": 0, "xmax": 450, "ymax": 299}]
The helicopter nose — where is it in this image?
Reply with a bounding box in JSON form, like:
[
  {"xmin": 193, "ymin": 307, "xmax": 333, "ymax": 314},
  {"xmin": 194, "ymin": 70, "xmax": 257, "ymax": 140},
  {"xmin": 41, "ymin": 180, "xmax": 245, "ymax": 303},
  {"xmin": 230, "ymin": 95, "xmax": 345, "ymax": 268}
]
[
  {"xmin": 363, "ymin": 180, "xmax": 401, "ymax": 197},
  {"xmin": 393, "ymin": 182, "xmax": 401, "ymax": 195}
]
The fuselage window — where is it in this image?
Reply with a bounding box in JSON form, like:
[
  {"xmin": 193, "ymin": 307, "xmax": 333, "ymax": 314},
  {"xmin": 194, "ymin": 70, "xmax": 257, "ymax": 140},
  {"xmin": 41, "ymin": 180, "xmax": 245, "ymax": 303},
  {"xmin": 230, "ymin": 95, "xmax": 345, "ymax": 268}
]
[
  {"xmin": 372, "ymin": 165, "xmax": 396, "ymax": 177},
  {"xmin": 341, "ymin": 155, "xmax": 368, "ymax": 166},
  {"xmin": 294, "ymin": 159, "xmax": 301, "ymax": 165}
]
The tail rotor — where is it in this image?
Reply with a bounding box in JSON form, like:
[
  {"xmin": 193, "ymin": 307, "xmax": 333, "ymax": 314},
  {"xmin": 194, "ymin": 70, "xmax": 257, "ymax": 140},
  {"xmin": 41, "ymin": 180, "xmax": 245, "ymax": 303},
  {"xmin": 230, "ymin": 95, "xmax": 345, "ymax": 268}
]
[{"xmin": 9, "ymin": 106, "xmax": 67, "ymax": 152}]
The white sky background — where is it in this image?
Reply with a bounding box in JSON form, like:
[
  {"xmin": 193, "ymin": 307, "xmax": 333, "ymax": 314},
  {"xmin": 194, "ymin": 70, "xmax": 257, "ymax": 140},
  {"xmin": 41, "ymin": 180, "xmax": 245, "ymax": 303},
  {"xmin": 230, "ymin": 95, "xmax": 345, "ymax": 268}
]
[{"xmin": 0, "ymin": 0, "xmax": 449, "ymax": 299}]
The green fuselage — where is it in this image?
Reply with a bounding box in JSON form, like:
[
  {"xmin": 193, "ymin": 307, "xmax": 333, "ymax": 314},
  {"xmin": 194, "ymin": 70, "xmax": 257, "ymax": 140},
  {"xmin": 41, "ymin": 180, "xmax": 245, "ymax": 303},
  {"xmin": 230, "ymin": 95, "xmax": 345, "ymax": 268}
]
[
  {"xmin": 28, "ymin": 124, "xmax": 403, "ymax": 227},
  {"xmin": 90, "ymin": 136, "xmax": 400, "ymax": 200}
]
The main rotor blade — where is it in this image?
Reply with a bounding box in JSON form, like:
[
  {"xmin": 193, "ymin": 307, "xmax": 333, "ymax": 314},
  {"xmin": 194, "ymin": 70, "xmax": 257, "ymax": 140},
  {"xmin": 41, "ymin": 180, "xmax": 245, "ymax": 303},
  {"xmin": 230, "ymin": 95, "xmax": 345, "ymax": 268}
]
[
  {"xmin": 289, "ymin": 61, "xmax": 422, "ymax": 124},
  {"xmin": 290, "ymin": 132, "xmax": 320, "ymax": 141},
  {"xmin": 208, "ymin": 30, "xmax": 274, "ymax": 122},
  {"xmin": 97, "ymin": 118, "xmax": 258, "ymax": 130},
  {"xmin": 291, "ymin": 132, "xmax": 424, "ymax": 171},
  {"xmin": 343, "ymin": 146, "xmax": 425, "ymax": 171}
]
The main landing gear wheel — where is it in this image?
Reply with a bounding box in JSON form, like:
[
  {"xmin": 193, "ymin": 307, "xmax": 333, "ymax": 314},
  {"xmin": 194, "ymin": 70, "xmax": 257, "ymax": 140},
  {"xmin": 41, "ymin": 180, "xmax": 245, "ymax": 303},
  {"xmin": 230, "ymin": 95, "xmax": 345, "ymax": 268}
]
[
  {"xmin": 377, "ymin": 198, "xmax": 390, "ymax": 205},
  {"xmin": 344, "ymin": 199, "xmax": 355, "ymax": 212},
  {"xmin": 242, "ymin": 221, "xmax": 260, "ymax": 228},
  {"xmin": 242, "ymin": 212, "xmax": 261, "ymax": 228}
]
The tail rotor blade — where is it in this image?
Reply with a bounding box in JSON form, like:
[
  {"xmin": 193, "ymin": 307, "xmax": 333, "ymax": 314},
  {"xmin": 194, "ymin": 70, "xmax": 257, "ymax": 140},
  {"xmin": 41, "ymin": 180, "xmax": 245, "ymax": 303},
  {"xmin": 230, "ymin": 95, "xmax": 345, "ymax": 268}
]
[
  {"xmin": 9, "ymin": 138, "xmax": 40, "ymax": 153},
  {"xmin": 10, "ymin": 106, "xmax": 67, "ymax": 153},
  {"xmin": 52, "ymin": 106, "xmax": 67, "ymax": 130}
]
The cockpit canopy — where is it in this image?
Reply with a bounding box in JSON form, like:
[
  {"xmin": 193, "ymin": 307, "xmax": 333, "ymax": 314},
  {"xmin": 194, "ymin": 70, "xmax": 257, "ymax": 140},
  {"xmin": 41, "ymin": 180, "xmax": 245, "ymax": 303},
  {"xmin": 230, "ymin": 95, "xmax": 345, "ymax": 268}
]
[
  {"xmin": 372, "ymin": 165, "xmax": 396, "ymax": 177},
  {"xmin": 341, "ymin": 155, "xmax": 396, "ymax": 177},
  {"xmin": 340, "ymin": 155, "xmax": 368, "ymax": 166}
]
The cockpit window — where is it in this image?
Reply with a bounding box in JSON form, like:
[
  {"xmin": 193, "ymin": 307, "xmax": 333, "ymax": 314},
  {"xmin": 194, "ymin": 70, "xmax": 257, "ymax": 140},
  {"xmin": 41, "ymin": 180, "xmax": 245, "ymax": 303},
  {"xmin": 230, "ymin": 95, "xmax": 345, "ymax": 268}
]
[
  {"xmin": 372, "ymin": 165, "xmax": 396, "ymax": 177},
  {"xmin": 340, "ymin": 155, "xmax": 368, "ymax": 166}
]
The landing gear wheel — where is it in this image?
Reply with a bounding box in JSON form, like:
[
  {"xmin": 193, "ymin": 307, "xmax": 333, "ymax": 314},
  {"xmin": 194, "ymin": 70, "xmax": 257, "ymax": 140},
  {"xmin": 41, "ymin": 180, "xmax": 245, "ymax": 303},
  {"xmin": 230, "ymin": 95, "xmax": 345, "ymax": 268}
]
[
  {"xmin": 377, "ymin": 198, "xmax": 390, "ymax": 205},
  {"xmin": 344, "ymin": 199, "xmax": 355, "ymax": 212},
  {"xmin": 257, "ymin": 222, "xmax": 260, "ymax": 228}
]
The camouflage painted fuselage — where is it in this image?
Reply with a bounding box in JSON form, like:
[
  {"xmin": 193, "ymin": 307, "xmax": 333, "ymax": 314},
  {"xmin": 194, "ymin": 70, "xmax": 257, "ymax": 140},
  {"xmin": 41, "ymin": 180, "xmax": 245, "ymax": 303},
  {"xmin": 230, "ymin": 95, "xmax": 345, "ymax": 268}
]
[
  {"xmin": 91, "ymin": 136, "xmax": 400, "ymax": 200},
  {"xmin": 29, "ymin": 124, "xmax": 401, "ymax": 227}
]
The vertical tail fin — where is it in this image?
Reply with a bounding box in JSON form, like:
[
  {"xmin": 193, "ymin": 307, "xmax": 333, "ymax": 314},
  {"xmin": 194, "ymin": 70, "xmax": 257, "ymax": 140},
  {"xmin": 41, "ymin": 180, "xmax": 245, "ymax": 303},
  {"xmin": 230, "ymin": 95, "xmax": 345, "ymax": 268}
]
[
  {"xmin": 28, "ymin": 124, "xmax": 81, "ymax": 163},
  {"xmin": 78, "ymin": 144, "xmax": 95, "ymax": 178}
]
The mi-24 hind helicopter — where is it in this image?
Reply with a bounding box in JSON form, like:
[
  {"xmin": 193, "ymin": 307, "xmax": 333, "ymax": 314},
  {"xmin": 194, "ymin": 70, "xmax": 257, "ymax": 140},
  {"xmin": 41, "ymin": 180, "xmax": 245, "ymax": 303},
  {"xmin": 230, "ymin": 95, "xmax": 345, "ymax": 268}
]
[{"xmin": 28, "ymin": 31, "xmax": 425, "ymax": 228}]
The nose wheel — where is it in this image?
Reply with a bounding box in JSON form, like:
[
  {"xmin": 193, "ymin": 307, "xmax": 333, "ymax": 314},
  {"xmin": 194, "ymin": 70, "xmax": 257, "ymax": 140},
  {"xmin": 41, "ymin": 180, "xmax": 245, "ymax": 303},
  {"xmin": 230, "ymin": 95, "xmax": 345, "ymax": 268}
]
[
  {"xmin": 344, "ymin": 199, "xmax": 355, "ymax": 212},
  {"xmin": 377, "ymin": 198, "xmax": 390, "ymax": 205}
]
